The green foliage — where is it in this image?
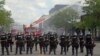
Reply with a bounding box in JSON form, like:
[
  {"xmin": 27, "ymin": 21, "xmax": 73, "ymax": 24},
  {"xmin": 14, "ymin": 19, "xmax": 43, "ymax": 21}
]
[
  {"xmin": 0, "ymin": 0, "xmax": 5, "ymax": 8},
  {"xmin": 0, "ymin": 9, "xmax": 13, "ymax": 26},
  {"xmin": 0, "ymin": 0, "xmax": 14, "ymax": 27},
  {"xmin": 81, "ymin": 0, "xmax": 100, "ymax": 29},
  {"xmin": 50, "ymin": 7, "xmax": 79, "ymax": 29}
]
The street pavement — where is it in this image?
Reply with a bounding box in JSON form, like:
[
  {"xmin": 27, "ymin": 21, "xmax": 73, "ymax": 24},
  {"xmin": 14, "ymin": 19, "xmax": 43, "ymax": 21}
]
[{"xmin": 0, "ymin": 42, "xmax": 100, "ymax": 56}]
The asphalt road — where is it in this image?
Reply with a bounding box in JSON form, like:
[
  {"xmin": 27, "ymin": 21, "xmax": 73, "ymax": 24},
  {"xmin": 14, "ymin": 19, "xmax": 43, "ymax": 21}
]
[{"xmin": 0, "ymin": 42, "xmax": 100, "ymax": 56}]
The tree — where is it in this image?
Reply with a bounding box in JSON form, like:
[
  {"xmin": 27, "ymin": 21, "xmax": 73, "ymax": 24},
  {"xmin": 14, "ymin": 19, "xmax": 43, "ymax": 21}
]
[
  {"xmin": 77, "ymin": 0, "xmax": 100, "ymax": 38},
  {"xmin": 0, "ymin": 0, "xmax": 14, "ymax": 32},
  {"xmin": 82, "ymin": 0, "xmax": 100, "ymax": 28},
  {"xmin": 49, "ymin": 7, "xmax": 79, "ymax": 32}
]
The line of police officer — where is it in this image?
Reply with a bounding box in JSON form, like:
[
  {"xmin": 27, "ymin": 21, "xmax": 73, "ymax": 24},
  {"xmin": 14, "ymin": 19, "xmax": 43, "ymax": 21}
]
[{"xmin": 0, "ymin": 32, "xmax": 95, "ymax": 56}]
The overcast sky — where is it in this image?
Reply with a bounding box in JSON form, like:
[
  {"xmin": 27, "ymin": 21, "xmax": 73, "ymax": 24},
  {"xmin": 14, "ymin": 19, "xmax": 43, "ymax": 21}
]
[{"xmin": 5, "ymin": 0, "xmax": 84, "ymax": 25}]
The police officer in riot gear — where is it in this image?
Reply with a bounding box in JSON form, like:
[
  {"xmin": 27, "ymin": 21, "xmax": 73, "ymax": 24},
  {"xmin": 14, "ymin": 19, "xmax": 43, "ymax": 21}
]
[
  {"xmin": 85, "ymin": 34, "xmax": 95, "ymax": 56},
  {"xmin": 53, "ymin": 32, "xmax": 58, "ymax": 39},
  {"xmin": 0, "ymin": 33, "xmax": 9, "ymax": 55},
  {"xmin": 44, "ymin": 37, "xmax": 49, "ymax": 52},
  {"xmin": 7, "ymin": 33, "xmax": 13, "ymax": 52},
  {"xmin": 34, "ymin": 35, "xmax": 39, "ymax": 51},
  {"xmin": 15, "ymin": 33, "xmax": 24, "ymax": 55},
  {"xmin": 59, "ymin": 35, "xmax": 67, "ymax": 55},
  {"xmin": 47, "ymin": 32, "xmax": 52, "ymax": 39},
  {"xmin": 39, "ymin": 36, "xmax": 46, "ymax": 54},
  {"xmin": 49, "ymin": 35, "xmax": 58, "ymax": 55},
  {"xmin": 79, "ymin": 35, "xmax": 85, "ymax": 53},
  {"xmin": 26, "ymin": 34, "xmax": 34, "ymax": 54},
  {"xmin": 21, "ymin": 33, "xmax": 26, "ymax": 52},
  {"xmin": 66, "ymin": 36, "xmax": 70, "ymax": 52},
  {"xmin": 71, "ymin": 35, "xmax": 79, "ymax": 56},
  {"xmin": 43, "ymin": 34, "xmax": 50, "ymax": 53},
  {"xmin": 54, "ymin": 33, "xmax": 58, "ymax": 51}
]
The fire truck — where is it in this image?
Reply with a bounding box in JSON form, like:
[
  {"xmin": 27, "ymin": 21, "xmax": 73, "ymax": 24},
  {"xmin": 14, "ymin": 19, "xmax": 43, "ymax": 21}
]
[{"xmin": 23, "ymin": 15, "xmax": 47, "ymax": 37}]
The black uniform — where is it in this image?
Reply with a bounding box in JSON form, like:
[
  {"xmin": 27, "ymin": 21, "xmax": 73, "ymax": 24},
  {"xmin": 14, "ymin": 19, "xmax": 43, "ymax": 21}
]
[
  {"xmin": 85, "ymin": 34, "xmax": 95, "ymax": 56},
  {"xmin": 39, "ymin": 36, "xmax": 45, "ymax": 54},
  {"xmin": 7, "ymin": 33, "xmax": 13, "ymax": 52},
  {"xmin": 65, "ymin": 36, "xmax": 70, "ymax": 52},
  {"xmin": 21, "ymin": 34, "xmax": 26, "ymax": 51},
  {"xmin": 49, "ymin": 35, "xmax": 58, "ymax": 55},
  {"xmin": 26, "ymin": 35, "xmax": 34, "ymax": 54},
  {"xmin": 79, "ymin": 35, "xmax": 84, "ymax": 53},
  {"xmin": 15, "ymin": 34, "xmax": 24, "ymax": 54},
  {"xmin": 0, "ymin": 34, "xmax": 9, "ymax": 55},
  {"xmin": 42, "ymin": 34, "xmax": 50, "ymax": 53},
  {"xmin": 44, "ymin": 38, "xmax": 49, "ymax": 52},
  {"xmin": 71, "ymin": 35, "xmax": 79, "ymax": 56},
  {"xmin": 59, "ymin": 35, "xmax": 67, "ymax": 55},
  {"xmin": 47, "ymin": 32, "xmax": 52, "ymax": 39},
  {"xmin": 53, "ymin": 33, "xmax": 58, "ymax": 39},
  {"xmin": 34, "ymin": 36, "xmax": 39, "ymax": 51}
]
